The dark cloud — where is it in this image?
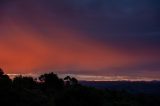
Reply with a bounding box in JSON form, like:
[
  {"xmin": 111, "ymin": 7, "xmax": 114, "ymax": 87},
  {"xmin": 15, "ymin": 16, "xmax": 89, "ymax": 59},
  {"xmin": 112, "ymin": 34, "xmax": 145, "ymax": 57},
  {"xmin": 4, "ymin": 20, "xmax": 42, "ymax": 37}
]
[
  {"xmin": 64, "ymin": 61, "xmax": 160, "ymax": 79},
  {"xmin": 40, "ymin": 0, "xmax": 159, "ymax": 36},
  {"xmin": 0, "ymin": 0, "xmax": 160, "ymax": 80},
  {"xmin": 52, "ymin": 0, "xmax": 160, "ymax": 53},
  {"xmin": 1, "ymin": 0, "xmax": 160, "ymax": 53}
]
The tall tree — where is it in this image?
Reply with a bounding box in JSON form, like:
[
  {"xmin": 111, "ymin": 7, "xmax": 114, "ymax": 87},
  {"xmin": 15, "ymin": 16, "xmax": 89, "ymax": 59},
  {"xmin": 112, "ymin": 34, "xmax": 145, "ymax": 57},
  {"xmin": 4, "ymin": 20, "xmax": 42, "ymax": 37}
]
[{"xmin": 39, "ymin": 72, "xmax": 64, "ymax": 90}]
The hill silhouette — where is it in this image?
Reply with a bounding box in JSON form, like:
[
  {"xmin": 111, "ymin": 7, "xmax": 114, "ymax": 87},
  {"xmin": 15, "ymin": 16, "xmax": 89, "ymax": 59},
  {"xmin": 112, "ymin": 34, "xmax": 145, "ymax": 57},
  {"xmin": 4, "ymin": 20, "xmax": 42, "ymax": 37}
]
[{"xmin": 0, "ymin": 68, "xmax": 160, "ymax": 106}]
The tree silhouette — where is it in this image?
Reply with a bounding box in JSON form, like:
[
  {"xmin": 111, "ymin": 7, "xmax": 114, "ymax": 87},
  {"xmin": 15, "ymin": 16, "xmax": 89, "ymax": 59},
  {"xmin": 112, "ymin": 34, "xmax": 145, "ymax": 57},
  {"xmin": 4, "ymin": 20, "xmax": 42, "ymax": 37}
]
[
  {"xmin": 39, "ymin": 72, "xmax": 64, "ymax": 90},
  {"xmin": 71, "ymin": 77, "xmax": 78, "ymax": 86},
  {"xmin": 0, "ymin": 68, "xmax": 159, "ymax": 106},
  {"xmin": 0, "ymin": 68, "xmax": 4, "ymax": 76},
  {"xmin": 64, "ymin": 76, "xmax": 71, "ymax": 86},
  {"xmin": 0, "ymin": 68, "xmax": 12, "ymax": 90},
  {"xmin": 64, "ymin": 76, "xmax": 71, "ymax": 81},
  {"xmin": 13, "ymin": 75, "xmax": 36, "ymax": 89},
  {"xmin": 64, "ymin": 76, "xmax": 78, "ymax": 87}
]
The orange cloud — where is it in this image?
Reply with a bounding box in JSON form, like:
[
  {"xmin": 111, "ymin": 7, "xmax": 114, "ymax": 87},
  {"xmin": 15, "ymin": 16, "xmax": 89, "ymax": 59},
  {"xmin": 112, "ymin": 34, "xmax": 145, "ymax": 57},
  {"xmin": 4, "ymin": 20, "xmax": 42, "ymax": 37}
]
[
  {"xmin": 0, "ymin": 1, "xmax": 159, "ymax": 79},
  {"xmin": 0, "ymin": 18, "xmax": 158, "ymax": 75}
]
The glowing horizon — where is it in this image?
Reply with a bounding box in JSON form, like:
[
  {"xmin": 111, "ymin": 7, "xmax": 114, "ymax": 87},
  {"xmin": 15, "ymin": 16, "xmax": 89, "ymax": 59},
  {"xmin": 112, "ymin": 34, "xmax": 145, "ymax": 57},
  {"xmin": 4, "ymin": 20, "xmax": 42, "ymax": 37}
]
[{"xmin": 7, "ymin": 73, "xmax": 160, "ymax": 81}]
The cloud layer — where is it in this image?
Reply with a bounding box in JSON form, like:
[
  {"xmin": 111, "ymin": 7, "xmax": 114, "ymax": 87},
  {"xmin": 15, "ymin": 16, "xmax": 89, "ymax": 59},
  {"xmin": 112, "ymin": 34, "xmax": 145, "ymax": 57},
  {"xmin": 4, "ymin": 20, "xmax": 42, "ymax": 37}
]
[{"xmin": 0, "ymin": 0, "xmax": 160, "ymax": 80}]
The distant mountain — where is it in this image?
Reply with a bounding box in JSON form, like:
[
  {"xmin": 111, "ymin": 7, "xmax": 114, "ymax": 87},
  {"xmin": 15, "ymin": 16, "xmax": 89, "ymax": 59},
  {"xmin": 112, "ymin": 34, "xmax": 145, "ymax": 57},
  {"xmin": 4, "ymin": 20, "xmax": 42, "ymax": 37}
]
[{"xmin": 80, "ymin": 81, "xmax": 160, "ymax": 95}]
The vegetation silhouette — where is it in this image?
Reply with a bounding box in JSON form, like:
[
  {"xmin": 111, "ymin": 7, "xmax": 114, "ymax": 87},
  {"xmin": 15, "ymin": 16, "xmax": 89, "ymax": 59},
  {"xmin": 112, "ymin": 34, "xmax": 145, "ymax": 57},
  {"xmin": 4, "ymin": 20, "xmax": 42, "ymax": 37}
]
[
  {"xmin": 64, "ymin": 76, "xmax": 79, "ymax": 87},
  {"xmin": 13, "ymin": 75, "xmax": 36, "ymax": 89},
  {"xmin": 0, "ymin": 68, "xmax": 160, "ymax": 106},
  {"xmin": 0, "ymin": 68, "xmax": 12, "ymax": 90}
]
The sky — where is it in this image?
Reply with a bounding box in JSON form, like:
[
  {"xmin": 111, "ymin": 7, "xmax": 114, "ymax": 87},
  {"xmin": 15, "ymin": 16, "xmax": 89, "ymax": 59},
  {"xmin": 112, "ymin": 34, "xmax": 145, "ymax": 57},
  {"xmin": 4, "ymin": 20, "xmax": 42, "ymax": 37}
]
[{"xmin": 0, "ymin": 0, "xmax": 160, "ymax": 81}]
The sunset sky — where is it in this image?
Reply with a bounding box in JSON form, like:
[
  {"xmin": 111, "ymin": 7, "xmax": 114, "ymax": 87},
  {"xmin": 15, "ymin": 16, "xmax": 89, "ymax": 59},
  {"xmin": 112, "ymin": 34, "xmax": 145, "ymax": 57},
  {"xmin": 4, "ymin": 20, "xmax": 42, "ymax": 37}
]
[{"xmin": 0, "ymin": 0, "xmax": 160, "ymax": 81}]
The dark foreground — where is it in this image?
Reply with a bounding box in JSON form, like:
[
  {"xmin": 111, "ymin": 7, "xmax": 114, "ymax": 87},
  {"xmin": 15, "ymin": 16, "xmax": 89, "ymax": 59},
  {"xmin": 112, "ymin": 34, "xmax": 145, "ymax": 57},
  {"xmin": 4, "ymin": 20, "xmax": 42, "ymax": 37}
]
[{"xmin": 0, "ymin": 69, "xmax": 160, "ymax": 106}]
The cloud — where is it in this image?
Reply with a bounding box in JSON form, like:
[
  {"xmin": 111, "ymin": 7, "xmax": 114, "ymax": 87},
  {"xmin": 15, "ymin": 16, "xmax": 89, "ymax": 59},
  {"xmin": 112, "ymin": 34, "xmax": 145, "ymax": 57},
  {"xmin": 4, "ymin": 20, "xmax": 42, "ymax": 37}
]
[{"xmin": 0, "ymin": 0, "xmax": 160, "ymax": 80}]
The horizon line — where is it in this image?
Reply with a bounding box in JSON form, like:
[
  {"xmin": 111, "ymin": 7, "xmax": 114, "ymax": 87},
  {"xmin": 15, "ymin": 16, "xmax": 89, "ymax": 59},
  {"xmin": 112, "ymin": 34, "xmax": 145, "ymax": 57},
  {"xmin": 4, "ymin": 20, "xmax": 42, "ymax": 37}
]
[{"xmin": 7, "ymin": 73, "xmax": 160, "ymax": 82}]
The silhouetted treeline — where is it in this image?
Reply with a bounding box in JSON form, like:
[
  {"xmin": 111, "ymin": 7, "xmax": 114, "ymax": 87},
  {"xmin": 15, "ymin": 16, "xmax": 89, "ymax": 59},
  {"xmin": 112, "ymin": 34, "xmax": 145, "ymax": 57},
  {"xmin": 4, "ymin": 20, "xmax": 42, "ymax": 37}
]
[{"xmin": 0, "ymin": 68, "xmax": 160, "ymax": 106}]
